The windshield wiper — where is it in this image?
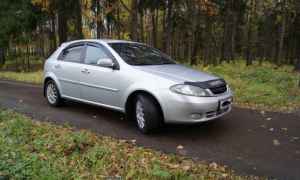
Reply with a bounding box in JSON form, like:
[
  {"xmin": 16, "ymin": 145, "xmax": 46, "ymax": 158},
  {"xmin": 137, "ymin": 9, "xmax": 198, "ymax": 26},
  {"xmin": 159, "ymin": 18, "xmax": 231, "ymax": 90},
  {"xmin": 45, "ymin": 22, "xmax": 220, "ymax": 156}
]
[{"xmin": 159, "ymin": 62, "xmax": 176, "ymax": 65}]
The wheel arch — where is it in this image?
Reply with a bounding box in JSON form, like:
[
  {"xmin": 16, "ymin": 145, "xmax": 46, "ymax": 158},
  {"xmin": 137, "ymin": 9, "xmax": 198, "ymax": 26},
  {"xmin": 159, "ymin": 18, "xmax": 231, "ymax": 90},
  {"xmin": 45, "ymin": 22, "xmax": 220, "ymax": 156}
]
[
  {"xmin": 43, "ymin": 74, "xmax": 61, "ymax": 97},
  {"xmin": 125, "ymin": 90, "xmax": 164, "ymax": 122}
]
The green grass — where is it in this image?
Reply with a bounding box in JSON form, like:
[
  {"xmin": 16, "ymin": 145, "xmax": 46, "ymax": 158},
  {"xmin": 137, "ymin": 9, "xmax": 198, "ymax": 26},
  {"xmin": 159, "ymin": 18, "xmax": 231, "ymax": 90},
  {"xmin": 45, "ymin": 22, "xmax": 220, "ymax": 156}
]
[
  {"xmin": 0, "ymin": 109, "xmax": 259, "ymax": 179},
  {"xmin": 3, "ymin": 59, "xmax": 43, "ymax": 66},
  {"xmin": 195, "ymin": 61, "xmax": 300, "ymax": 112},
  {"xmin": 0, "ymin": 70, "xmax": 43, "ymax": 84}
]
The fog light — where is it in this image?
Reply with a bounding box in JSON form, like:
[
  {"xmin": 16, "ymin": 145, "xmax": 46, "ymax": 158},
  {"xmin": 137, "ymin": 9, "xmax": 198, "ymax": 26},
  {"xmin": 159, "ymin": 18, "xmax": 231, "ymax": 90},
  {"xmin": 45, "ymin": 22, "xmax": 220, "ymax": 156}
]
[{"xmin": 190, "ymin": 113, "xmax": 202, "ymax": 119}]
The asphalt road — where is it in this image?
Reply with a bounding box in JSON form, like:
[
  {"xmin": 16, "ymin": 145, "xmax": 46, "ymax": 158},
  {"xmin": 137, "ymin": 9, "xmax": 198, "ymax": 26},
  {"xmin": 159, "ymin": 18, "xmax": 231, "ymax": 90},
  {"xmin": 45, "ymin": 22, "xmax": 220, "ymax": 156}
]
[{"xmin": 0, "ymin": 80, "xmax": 299, "ymax": 179}]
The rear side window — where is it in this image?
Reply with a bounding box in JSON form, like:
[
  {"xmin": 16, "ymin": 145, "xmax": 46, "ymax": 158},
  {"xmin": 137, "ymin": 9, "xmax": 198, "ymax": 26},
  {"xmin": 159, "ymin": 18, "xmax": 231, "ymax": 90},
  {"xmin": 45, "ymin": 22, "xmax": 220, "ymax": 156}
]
[
  {"xmin": 85, "ymin": 45, "xmax": 111, "ymax": 65},
  {"xmin": 59, "ymin": 45, "xmax": 84, "ymax": 63}
]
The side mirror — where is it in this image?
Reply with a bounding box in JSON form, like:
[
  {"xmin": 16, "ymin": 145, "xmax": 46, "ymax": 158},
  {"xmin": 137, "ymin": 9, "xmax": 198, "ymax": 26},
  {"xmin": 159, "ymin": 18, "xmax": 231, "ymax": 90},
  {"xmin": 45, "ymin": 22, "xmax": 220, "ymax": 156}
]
[{"xmin": 97, "ymin": 58, "xmax": 116, "ymax": 69}]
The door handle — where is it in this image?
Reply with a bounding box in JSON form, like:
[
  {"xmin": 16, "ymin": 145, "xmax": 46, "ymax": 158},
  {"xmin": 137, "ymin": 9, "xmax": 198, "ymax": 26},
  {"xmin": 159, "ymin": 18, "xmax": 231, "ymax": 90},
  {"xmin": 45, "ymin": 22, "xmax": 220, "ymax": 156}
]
[{"xmin": 81, "ymin": 68, "xmax": 90, "ymax": 74}]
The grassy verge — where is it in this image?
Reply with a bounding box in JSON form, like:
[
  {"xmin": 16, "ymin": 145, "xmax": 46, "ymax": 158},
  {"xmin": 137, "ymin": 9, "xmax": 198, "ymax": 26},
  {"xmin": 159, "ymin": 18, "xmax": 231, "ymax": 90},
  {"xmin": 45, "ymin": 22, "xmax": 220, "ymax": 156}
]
[
  {"xmin": 196, "ymin": 61, "xmax": 300, "ymax": 112},
  {"xmin": 0, "ymin": 109, "xmax": 258, "ymax": 179},
  {"xmin": 0, "ymin": 70, "xmax": 43, "ymax": 84},
  {"xmin": 0, "ymin": 61, "xmax": 299, "ymax": 112}
]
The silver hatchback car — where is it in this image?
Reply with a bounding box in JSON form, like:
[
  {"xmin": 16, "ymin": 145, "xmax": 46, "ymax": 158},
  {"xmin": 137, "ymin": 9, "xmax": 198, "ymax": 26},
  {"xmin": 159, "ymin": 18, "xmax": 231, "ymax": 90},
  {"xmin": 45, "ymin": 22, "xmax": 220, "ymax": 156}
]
[{"xmin": 44, "ymin": 39, "xmax": 233, "ymax": 133}]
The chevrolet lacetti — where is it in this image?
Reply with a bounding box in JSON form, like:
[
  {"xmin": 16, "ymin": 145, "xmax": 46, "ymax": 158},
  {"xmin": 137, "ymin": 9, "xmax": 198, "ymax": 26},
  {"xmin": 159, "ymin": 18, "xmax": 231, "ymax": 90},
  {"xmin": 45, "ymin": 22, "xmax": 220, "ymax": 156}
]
[{"xmin": 44, "ymin": 39, "xmax": 233, "ymax": 133}]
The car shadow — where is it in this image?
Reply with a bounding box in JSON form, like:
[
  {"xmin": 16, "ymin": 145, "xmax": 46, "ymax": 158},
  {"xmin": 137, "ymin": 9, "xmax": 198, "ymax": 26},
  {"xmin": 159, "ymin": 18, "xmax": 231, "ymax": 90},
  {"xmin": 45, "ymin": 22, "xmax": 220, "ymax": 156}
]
[
  {"xmin": 62, "ymin": 100, "xmax": 230, "ymax": 139},
  {"xmin": 149, "ymin": 119, "xmax": 231, "ymax": 141}
]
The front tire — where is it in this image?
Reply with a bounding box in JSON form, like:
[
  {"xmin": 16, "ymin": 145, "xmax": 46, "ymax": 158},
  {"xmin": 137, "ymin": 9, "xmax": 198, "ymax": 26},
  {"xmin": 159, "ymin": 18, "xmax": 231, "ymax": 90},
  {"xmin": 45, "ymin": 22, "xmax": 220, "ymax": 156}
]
[
  {"xmin": 134, "ymin": 94, "xmax": 163, "ymax": 134},
  {"xmin": 45, "ymin": 80, "xmax": 63, "ymax": 107}
]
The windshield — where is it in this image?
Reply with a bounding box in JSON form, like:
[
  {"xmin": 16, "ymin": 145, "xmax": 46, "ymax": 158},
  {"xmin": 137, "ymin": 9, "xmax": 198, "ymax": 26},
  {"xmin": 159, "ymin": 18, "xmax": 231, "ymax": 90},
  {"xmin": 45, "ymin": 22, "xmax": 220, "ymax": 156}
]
[{"xmin": 109, "ymin": 43, "xmax": 176, "ymax": 66}]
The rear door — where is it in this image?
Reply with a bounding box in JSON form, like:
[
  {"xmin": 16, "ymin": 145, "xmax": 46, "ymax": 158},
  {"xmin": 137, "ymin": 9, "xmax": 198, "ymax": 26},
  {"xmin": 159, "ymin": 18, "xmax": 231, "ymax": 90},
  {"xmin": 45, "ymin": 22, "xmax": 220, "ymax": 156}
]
[{"xmin": 53, "ymin": 43, "xmax": 85, "ymax": 99}]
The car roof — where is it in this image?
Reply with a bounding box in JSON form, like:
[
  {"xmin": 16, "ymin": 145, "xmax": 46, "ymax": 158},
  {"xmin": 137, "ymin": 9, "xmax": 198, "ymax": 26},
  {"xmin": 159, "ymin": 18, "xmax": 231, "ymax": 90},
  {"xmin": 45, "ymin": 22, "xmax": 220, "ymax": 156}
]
[{"xmin": 61, "ymin": 39, "xmax": 136, "ymax": 47}]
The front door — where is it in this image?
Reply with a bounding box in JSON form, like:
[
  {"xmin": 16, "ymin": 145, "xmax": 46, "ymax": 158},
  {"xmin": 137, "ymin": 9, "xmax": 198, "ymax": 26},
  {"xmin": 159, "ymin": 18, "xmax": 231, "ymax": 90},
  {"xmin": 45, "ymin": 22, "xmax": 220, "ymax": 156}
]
[{"xmin": 80, "ymin": 43, "xmax": 124, "ymax": 109}]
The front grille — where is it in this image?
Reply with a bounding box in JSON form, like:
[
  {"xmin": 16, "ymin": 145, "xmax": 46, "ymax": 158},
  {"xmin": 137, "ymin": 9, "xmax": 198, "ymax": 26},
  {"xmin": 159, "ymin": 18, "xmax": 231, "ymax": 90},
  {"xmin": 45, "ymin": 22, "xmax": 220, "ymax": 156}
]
[
  {"xmin": 205, "ymin": 107, "xmax": 230, "ymax": 119},
  {"xmin": 209, "ymin": 85, "xmax": 227, "ymax": 94}
]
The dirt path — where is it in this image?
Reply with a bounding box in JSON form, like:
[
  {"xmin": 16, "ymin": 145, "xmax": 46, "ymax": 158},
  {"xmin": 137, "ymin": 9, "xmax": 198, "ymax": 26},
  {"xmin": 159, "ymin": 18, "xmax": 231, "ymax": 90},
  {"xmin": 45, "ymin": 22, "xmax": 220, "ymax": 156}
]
[{"xmin": 0, "ymin": 80, "xmax": 299, "ymax": 179}]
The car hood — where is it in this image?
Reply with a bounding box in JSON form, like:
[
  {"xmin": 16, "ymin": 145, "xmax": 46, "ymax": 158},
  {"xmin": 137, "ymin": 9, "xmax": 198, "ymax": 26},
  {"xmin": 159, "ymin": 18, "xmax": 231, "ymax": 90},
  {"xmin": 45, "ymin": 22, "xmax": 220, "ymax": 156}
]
[{"xmin": 134, "ymin": 64, "xmax": 219, "ymax": 83}]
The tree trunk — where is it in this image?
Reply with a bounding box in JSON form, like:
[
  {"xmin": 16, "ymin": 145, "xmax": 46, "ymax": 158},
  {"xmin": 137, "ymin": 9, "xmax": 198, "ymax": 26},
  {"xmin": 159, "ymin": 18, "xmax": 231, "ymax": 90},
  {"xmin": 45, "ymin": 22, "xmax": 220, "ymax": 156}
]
[
  {"xmin": 204, "ymin": 16, "xmax": 214, "ymax": 65},
  {"xmin": 162, "ymin": 6, "xmax": 166, "ymax": 47},
  {"xmin": 222, "ymin": 0, "xmax": 237, "ymax": 62},
  {"xmin": 117, "ymin": 2, "xmax": 121, "ymax": 39},
  {"xmin": 49, "ymin": 14, "xmax": 57, "ymax": 55},
  {"xmin": 151, "ymin": 9, "xmax": 157, "ymax": 48},
  {"xmin": 230, "ymin": 11, "xmax": 237, "ymax": 61},
  {"xmin": 74, "ymin": 0, "xmax": 83, "ymax": 39},
  {"xmin": 191, "ymin": 20, "xmax": 202, "ymax": 66},
  {"xmin": 130, "ymin": 0, "xmax": 139, "ymax": 41},
  {"xmin": 0, "ymin": 47, "xmax": 5, "ymax": 67},
  {"xmin": 26, "ymin": 43, "xmax": 30, "ymax": 72},
  {"xmin": 294, "ymin": 1, "xmax": 300, "ymax": 71},
  {"xmin": 58, "ymin": 2, "xmax": 68, "ymax": 44},
  {"xmin": 276, "ymin": 0, "xmax": 287, "ymax": 65},
  {"xmin": 246, "ymin": 0, "xmax": 255, "ymax": 66},
  {"xmin": 139, "ymin": 10, "xmax": 145, "ymax": 42},
  {"xmin": 163, "ymin": 0, "xmax": 173, "ymax": 54}
]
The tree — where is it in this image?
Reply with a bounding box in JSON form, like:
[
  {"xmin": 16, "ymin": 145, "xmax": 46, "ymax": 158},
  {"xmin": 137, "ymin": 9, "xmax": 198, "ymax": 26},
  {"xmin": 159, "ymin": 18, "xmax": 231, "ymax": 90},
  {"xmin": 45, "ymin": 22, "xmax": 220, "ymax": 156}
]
[
  {"xmin": 0, "ymin": 0, "xmax": 42, "ymax": 66},
  {"xmin": 276, "ymin": 0, "xmax": 287, "ymax": 65},
  {"xmin": 294, "ymin": 0, "xmax": 300, "ymax": 72},
  {"xmin": 245, "ymin": 0, "xmax": 256, "ymax": 66},
  {"xmin": 162, "ymin": 0, "xmax": 174, "ymax": 54},
  {"xmin": 130, "ymin": 0, "xmax": 139, "ymax": 41},
  {"xmin": 73, "ymin": 0, "xmax": 84, "ymax": 39}
]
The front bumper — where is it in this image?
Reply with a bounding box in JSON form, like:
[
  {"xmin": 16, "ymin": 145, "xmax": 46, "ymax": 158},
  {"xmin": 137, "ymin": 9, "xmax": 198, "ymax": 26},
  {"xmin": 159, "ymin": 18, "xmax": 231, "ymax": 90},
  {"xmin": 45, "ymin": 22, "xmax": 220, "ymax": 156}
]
[{"xmin": 159, "ymin": 90, "xmax": 233, "ymax": 124}]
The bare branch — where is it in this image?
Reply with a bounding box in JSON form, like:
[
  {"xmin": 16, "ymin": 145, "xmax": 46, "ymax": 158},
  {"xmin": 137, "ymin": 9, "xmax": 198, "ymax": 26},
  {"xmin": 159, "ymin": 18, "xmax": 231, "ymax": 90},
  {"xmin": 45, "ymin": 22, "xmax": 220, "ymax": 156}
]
[{"xmin": 119, "ymin": 0, "xmax": 131, "ymax": 13}]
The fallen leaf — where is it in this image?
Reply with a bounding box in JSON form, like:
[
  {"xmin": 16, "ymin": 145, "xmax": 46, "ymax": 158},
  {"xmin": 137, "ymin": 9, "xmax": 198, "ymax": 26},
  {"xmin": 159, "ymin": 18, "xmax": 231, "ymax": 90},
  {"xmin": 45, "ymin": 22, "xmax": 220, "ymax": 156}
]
[
  {"xmin": 167, "ymin": 163, "xmax": 179, "ymax": 169},
  {"xmin": 219, "ymin": 166, "xmax": 226, "ymax": 172},
  {"xmin": 260, "ymin": 124, "xmax": 266, "ymax": 128},
  {"xmin": 236, "ymin": 156, "xmax": 243, "ymax": 160},
  {"xmin": 291, "ymin": 137, "xmax": 300, "ymax": 142},
  {"xmin": 119, "ymin": 139, "xmax": 127, "ymax": 143},
  {"xmin": 209, "ymin": 162, "xmax": 218, "ymax": 169},
  {"xmin": 182, "ymin": 165, "xmax": 191, "ymax": 171},
  {"xmin": 273, "ymin": 139, "xmax": 280, "ymax": 146},
  {"xmin": 177, "ymin": 145, "xmax": 184, "ymax": 150},
  {"xmin": 140, "ymin": 158, "xmax": 146, "ymax": 165},
  {"xmin": 39, "ymin": 153, "xmax": 47, "ymax": 160},
  {"xmin": 281, "ymin": 128, "xmax": 288, "ymax": 132},
  {"xmin": 222, "ymin": 173, "xmax": 228, "ymax": 178}
]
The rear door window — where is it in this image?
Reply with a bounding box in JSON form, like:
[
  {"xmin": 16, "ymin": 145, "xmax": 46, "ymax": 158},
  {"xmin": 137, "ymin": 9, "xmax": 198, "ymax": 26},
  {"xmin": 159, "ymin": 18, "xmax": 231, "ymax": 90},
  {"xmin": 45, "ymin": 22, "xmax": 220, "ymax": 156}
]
[{"xmin": 59, "ymin": 45, "xmax": 84, "ymax": 63}]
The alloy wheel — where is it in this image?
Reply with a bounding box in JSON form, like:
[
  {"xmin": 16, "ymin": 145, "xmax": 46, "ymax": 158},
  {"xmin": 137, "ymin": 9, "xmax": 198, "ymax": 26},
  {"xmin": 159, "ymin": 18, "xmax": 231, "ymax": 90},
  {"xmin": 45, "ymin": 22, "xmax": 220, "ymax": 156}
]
[
  {"xmin": 136, "ymin": 100, "xmax": 145, "ymax": 129},
  {"xmin": 46, "ymin": 82, "xmax": 58, "ymax": 104}
]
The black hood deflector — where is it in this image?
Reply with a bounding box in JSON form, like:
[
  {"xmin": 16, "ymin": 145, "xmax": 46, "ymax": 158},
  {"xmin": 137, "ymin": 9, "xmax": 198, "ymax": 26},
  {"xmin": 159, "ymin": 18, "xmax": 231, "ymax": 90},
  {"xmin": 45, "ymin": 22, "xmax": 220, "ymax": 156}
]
[{"xmin": 184, "ymin": 79, "xmax": 226, "ymax": 89}]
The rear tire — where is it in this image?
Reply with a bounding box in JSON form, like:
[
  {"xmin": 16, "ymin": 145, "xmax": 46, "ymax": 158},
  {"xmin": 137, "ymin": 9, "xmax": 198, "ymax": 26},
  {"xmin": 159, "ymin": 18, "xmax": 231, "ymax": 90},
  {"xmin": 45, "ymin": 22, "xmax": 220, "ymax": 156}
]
[
  {"xmin": 134, "ymin": 94, "xmax": 163, "ymax": 134},
  {"xmin": 45, "ymin": 80, "xmax": 63, "ymax": 107}
]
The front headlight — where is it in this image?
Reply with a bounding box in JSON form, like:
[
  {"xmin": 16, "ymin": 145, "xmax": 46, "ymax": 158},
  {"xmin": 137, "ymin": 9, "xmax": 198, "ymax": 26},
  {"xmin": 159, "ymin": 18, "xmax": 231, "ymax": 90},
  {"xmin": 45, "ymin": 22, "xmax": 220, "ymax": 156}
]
[{"xmin": 170, "ymin": 84, "xmax": 211, "ymax": 97}]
